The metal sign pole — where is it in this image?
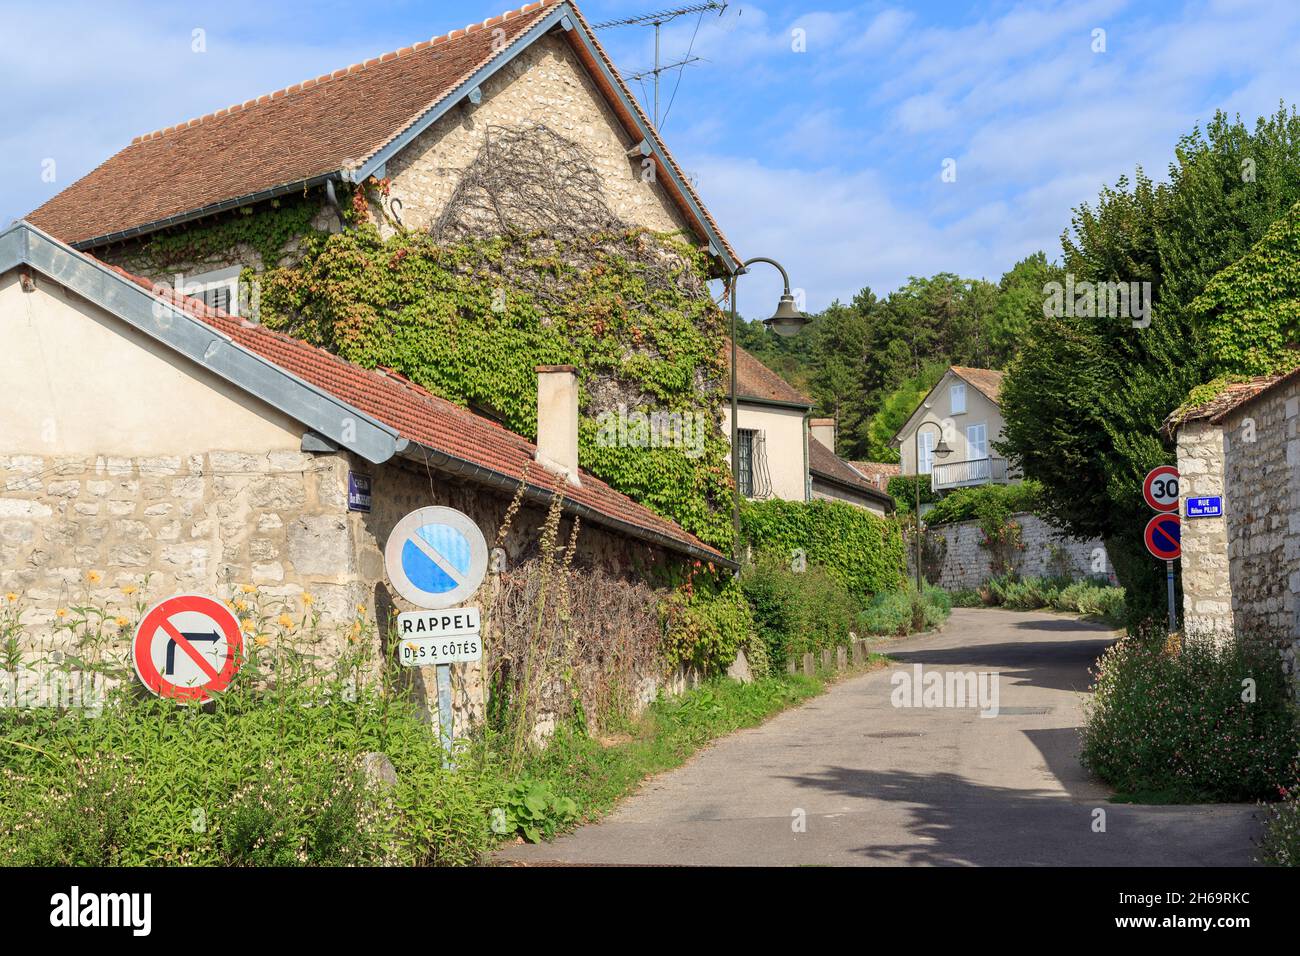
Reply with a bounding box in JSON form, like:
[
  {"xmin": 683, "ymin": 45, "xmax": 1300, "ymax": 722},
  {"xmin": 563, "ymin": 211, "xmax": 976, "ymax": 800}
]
[
  {"xmin": 1166, "ymin": 559, "xmax": 1177, "ymax": 635},
  {"xmin": 436, "ymin": 662, "xmax": 454, "ymax": 768}
]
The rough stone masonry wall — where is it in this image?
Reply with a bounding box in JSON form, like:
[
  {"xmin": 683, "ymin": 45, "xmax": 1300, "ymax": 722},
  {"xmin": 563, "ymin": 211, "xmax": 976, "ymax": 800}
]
[
  {"xmin": 919, "ymin": 512, "xmax": 1110, "ymax": 590},
  {"xmin": 0, "ymin": 449, "xmax": 366, "ymax": 651},
  {"xmin": 1177, "ymin": 420, "xmax": 1234, "ymax": 640},
  {"xmin": 1218, "ymin": 377, "xmax": 1300, "ymax": 682}
]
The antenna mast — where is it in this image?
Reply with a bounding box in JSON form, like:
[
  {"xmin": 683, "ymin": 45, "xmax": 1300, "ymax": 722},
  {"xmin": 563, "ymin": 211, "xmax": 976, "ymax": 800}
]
[{"xmin": 592, "ymin": 2, "xmax": 728, "ymax": 129}]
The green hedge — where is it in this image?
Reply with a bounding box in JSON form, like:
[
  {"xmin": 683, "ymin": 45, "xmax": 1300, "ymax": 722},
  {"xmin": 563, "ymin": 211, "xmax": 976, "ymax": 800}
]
[
  {"xmin": 923, "ymin": 480, "xmax": 1043, "ymax": 527},
  {"xmin": 739, "ymin": 554, "xmax": 858, "ymax": 664},
  {"xmin": 887, "ymin": 475, "xmax": 937, "ymax": 513},
  {"xmin": 740, "ymin": 498, "xmax": 906, "ymax": 602}
]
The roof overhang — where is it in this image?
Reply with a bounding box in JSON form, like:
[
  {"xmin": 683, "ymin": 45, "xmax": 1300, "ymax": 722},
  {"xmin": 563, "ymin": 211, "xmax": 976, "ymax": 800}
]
[{"xmin": 0, "ymin": 221, "xmax": 403, "ymax": 464}]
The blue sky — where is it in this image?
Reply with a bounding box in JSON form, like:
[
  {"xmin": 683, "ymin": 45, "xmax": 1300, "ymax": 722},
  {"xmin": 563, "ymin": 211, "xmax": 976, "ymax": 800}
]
[{"xmin": 5, "ymin": 0, "xmax": 1300, "ymax": 313}]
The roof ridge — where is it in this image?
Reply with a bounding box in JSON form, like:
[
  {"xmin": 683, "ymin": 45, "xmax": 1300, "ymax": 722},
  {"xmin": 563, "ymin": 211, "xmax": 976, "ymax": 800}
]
[{"xmin": 129, "ymin": 1, "xmax": 559, "ymax": 146}]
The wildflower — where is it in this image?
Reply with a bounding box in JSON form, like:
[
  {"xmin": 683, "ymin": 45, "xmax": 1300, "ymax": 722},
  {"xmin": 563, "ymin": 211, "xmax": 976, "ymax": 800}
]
[
  {"xmin": 241, "ymin": 584, "xmax": 256, "ymax": 594},
  {"xmin": 5, "ymin": 593, "xmax": 16, "ymax": 603},
  {"xmin": 114, "ymin": 616, "xmax": 129, "ymax": 628},
  {"xmin": 302, "ymin": 593, "xmax": 314, "ymax": 606},
  {"xmin": 55, "ymin": 608, "xmax": 68, "ymax": 619},
  {"xmin": 255, "ymin": 634, "xmax": 270, "ymax": 648},
  {"xmin": 277, "ymin": 613, "xmax": 293, "ymax": 629},
  {"xmin": 241, "ymin": 619, "xmax": 255, "ymax": 634},
  {"xmin": 86, "ymin": 570, "xmax": 102, "ymax": 584},
  {"xmin": 121, "ymin": 584, "xmax": 137, "ymax": 596},
  {"xmin": 234, "ymin": 600, "xmax": 248, "ymax": 612}
]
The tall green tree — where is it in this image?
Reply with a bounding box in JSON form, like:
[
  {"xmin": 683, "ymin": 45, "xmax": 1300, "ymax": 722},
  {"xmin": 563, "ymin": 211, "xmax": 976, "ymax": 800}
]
[{"xmin": 1001, "ymin": 105, "xmax": 1300, "ymax": 624}]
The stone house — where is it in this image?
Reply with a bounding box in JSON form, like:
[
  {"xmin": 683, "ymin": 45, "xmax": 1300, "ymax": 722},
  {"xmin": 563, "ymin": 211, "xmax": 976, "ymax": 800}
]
[
  {"xmin": 25, "ymin": 0, "xmax": 737, "ymax": 296},
  {"xmin": 722, "ymin": 344, "xmax": 893, "ymax": 514},
  {"xmin": 894, "ymin": 366, "xmax": 1013, "ymax": 492},
  {"xmin": 0, "ymin": 221, "xmax": 731, "ymax": 718},
  {"xmin": 1166, "ymin": 371, "xmax": 1300, "ymax": 685}
]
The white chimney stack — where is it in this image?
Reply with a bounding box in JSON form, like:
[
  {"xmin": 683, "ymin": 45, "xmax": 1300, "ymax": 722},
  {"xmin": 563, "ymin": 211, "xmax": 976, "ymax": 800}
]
[
  {"xmin": 535, "ymin": 365, "xmax": 581, "ymax": 486},
  {"xmin": 811, "ymin": 417, "xmax": 837, "ymax": 451}
]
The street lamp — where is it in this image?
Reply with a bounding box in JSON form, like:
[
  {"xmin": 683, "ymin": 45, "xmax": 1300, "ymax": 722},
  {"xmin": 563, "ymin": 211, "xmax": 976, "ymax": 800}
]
[
  {"xmin": 729, "ymin": 256, "xmax": 808, "ymax": 560},
  {"xmin": 913, "ymin": 422, "xmax": 952, "ymax": 592}
]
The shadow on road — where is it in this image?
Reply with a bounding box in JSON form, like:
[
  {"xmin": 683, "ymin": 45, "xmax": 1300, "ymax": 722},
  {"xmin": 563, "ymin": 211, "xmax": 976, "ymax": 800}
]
[{"xmin": 886, "ymin": 637, "xmax": 1115, "ymax": 694}]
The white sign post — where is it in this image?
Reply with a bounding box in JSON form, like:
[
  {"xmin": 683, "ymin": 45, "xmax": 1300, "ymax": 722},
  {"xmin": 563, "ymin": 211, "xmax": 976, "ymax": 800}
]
[{"xmin": 384, "ymin": 507, "xmax": 488, "ymax": 764}]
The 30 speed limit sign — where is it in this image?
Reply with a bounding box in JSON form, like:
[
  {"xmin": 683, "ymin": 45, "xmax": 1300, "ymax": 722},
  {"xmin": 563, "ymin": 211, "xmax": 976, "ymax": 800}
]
[{"xmin": 1142, "ymin": 465, "xmax": 1180, "ymax": 513}]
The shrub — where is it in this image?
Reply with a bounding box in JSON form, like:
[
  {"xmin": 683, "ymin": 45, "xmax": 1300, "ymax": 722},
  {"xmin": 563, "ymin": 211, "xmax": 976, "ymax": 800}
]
[
  {"xmin": 960, "ymin": 574, "xmax": 1126, "ymax": 627},
  {"xmin": 924, "ymin": 480, "xmax": 1044, "ymax": 527},
  {"xmin": 887, "ymin": 475, "xmax": 938, "ymax": 514},
  {"xmin": 660, "ymin": 578, "xmax": 754, "ymax": 676},
  {"xmin": 739, "ymin": 553, "xmax": 858, "ymax": 665},
  {"xmin": 1259, "ymin": 782, "xmax": 1300, "ymax": 866},
  {"xmin": 1080, "ymin": 631, "xmax": 1300, "ymax": 802},
  {"xmin": 740, "ymin": 498, "xmax": 906, "ymax": 603},
  {"xmin": 859, "ymin": 584, "xmax": 951, "ymax": 637}
]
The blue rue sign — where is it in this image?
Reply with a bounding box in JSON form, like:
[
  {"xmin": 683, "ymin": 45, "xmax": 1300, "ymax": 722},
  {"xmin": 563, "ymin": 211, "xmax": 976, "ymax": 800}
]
[
  {"xmin": 347, "ymin": 472, "xmax": 372, "ymax": 513},
  {"xmin": 1186, "ymin": 495, "xmax": 1224, "ymax": 519}
]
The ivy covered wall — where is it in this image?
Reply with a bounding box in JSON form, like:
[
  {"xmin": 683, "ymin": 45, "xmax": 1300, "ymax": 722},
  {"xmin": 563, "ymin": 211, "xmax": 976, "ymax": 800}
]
[{"xmin": 258, "ymin": 224, "xmax": 734, "ymax": 548}]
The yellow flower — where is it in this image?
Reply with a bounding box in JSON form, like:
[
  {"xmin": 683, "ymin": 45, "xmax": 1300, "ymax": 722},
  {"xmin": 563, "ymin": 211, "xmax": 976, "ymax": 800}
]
[
  {"xmin": 114, "ymin": 616, "xmax": 129, "ymax": 628},
  {"xmin": 55, "ymin": 608, "xmax": 68, "ymax": 619},
  {"xmin": 241, "ymin": 584, "xmax": 256, "ymax": 594},
  {"xmin": 277, "ymin": 613, "xmax": 293, "ymax": 629},
  {"xmin": 302, "ymin": 593, "xmax": 314, "ymax": 606},
  {"xmin": 241, "ymin": 618, "xmax": 255, "ymax": 633},
  {"xmin": 5, "ymin": 593, "xmax": 16, "ymax": 603},
  {"xmin": 234, "ymin": 600, "xmax": 248, "ymax": 612},
  {"xmin": 121, "ymin": 585, "xmax": 137, "ymax": 596},
  {"xmin": 86, "ymin": 570, "xmax": 102, "ymax": 584},
  {"xmin": 254, "ymin": 634, "xmax": 270, "ymax": 647},
  {"xmin": 356, "ymin": 604, "xmax": 366, "ymax": 614}
]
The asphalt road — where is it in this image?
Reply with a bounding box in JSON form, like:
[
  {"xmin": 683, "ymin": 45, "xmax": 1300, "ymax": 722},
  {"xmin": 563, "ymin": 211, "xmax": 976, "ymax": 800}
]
[{"xmin": 496, "ymin": 607, "xmax": 1262, "ymax": 866}]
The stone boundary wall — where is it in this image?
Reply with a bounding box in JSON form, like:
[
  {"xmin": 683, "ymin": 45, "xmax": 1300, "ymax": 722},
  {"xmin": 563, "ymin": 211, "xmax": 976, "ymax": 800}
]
[{"xmin": 916, "ymin": 512, "xmax": 1110, "ymax": 590}]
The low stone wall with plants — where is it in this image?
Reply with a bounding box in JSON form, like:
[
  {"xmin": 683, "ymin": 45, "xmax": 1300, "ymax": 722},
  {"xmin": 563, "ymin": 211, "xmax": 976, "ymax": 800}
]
[{"xmin": 917, "ymin": 511, "xmax": 1110, "ymax": 590}]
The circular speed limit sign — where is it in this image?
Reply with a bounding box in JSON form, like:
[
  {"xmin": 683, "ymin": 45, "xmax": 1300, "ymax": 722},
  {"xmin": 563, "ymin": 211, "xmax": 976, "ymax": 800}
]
[{"xmin": 1142, "ymin": 465, "xmax": 1180, "ymax": 513}]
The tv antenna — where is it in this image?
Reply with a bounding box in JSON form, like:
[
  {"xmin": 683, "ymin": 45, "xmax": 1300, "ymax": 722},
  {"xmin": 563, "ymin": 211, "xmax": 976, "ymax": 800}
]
[{"xmin": 593, "ymin": 2, "xmax": 729, "ymax": 130}]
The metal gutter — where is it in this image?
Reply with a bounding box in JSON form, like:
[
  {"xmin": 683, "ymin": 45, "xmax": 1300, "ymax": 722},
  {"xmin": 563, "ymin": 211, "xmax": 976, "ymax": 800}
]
[{"xmin": 395, "ymin": 440, "xmax": 736, "ymax": 569}]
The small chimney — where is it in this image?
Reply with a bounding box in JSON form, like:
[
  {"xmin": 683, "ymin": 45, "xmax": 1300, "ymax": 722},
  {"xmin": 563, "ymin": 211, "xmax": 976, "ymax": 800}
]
[
  {"xmin": 810, "ymin": 417, "xmax": 836, "ymax": 451},
  {"xmin": 535, "ymin": 365, "xmax": 581, "ymax": 486}
]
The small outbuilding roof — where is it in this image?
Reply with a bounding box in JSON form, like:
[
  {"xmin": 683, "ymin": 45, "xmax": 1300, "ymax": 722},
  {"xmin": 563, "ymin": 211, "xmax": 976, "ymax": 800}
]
[
  {"xmin": 724, "ymin": 342, "xmax": 813, "ymax": 407},
  {"xmin": 808, "ymin": 441, "xmax": 896, "ymax": 511}
]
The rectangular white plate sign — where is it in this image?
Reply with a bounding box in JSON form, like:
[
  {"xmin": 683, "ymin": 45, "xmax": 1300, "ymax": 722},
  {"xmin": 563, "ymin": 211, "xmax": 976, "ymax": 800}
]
[{"xmin": 395, "ymin": 607, "xmax": 482, "ymax": 666}]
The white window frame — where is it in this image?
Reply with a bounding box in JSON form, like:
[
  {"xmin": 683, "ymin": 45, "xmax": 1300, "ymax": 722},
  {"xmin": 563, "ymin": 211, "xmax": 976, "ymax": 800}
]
[
  {"xmin": 918, "ymin": 430, "xmax": 936, "ymax": 475},
  {"xmin": 183, "ymin": 265, "xmax": 242, "ymax": 316},
  {"xmin": 950, "ymin": 382, "xmax": 967, "ymax": 415},
  {"xmin": 966, "ymin": 422, "xmax": 988, "ymax": 459}
]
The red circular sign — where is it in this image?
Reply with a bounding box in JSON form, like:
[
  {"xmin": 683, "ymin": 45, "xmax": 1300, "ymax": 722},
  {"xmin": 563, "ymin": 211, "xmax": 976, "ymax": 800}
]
[
  {"xmin": 1142, "ymin": 465, "xmax": 1180, "ymax": 512},
  {"xmin": 132, "ymin": 594, "xmax": 244, "ymax": 701},
  {"xmin": 1144, "ymin": 513, "xmax": 1181, "ymax": 561}
]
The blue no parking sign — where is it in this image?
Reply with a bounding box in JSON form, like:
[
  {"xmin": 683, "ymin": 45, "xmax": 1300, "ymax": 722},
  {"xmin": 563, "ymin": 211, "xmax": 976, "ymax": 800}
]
[{"xmin": 384, "ymin": 507, "xmax": 488, "ymax": 609}]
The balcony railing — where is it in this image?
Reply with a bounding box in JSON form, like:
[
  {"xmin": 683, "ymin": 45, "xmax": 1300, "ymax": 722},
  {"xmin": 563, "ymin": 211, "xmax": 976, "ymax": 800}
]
[{"xmin": 931, "ymin": 456, "xmax": 1009, "ymax": 491}]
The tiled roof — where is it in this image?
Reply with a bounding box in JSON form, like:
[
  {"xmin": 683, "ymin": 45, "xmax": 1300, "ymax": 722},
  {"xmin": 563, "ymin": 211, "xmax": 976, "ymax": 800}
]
[
  {"xmin": 28, "ymin": 3, "xmax": 554, "ymax": 246},
  {"xmin": 848, "ymin": 461, "xmax": 900, "ymax": 491},
  {"xmin": 950, "ymin": 366, "xmax": 1005, "ymax": 404},
  {"xmin": 725, "ymin": 342, "xmax": 813, "ymax": 406},
  {"xmin": 1163, "ymin": 372, "xmax": 1295, "ymax": 437},
  {"xmin": 96, "ymin": 258, "xmax": 727, "ymax": 564},
  {"xmin": 25, "ymin": 1, "xmax": 736, "ymax": 267},
  {"xmin": 808, "ymin": 441, "xmax": 895, "ymax": 509}
]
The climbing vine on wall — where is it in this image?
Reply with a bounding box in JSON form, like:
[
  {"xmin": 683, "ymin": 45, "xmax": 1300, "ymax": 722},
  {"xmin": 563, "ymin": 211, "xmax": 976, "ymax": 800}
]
[
  {"xmin": 258, "ymin": 224, "xmax": 734, "ymax": 547},
  {"xmin": 1192, "ymin": 199, "xmax": 1300, "ymax": 376},
  {"xmin": 132, "ymin": 189, "xmax": 331, "ymax": 273}
]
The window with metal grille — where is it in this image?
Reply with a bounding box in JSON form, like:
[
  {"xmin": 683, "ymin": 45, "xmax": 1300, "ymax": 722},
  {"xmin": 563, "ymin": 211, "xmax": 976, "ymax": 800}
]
[{"xmin": 737, "ymin": 428, "xmax": 757, "ymax": 497}]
